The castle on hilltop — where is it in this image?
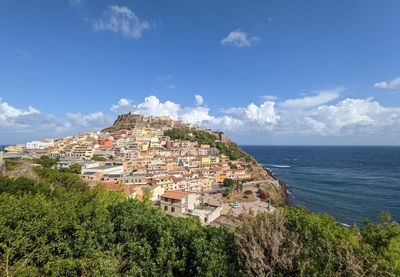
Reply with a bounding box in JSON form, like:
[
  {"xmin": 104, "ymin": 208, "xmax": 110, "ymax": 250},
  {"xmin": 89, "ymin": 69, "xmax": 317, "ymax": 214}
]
[{"xmin": 103, "ymin": 112, "xmax": 229, "ymax": 143}]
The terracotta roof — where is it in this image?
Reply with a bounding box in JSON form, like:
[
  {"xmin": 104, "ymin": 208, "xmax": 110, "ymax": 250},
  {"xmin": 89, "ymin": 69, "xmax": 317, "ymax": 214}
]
[{"xmin": 161, "ymin": 190, "xmax": 192, "ymax": 200}]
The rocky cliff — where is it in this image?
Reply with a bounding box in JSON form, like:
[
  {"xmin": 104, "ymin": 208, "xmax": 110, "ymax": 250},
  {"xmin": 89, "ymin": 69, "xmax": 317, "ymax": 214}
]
[{"xmin": 102, "ymin": 112, "xmax": 176, "ymax": 132}]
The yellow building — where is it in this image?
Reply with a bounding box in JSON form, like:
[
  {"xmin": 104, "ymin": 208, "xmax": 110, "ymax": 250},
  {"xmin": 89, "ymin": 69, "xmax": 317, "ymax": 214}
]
[
  {"xmin": 85, "ymin": 148, "xmax": 94, "ymax": 159},
  {"xmin": 143, "ymin": 128, "xmax": 156, "ymax": 136},
  {"xmin": 166, "ymin": 161, "xmax": 176, "ymax": 171},
  {"xmin": 200, "ymin": 156, "xmax": 211, "ymax": 165},
  {"xmin": 137, "ymin": 142, "xmax": 149, "ymax": 151},
  {"xmin": 152, "ymin": 176, "xmax": 174, "ymax": 190},
  {"xmin": 150, "ymin": 142, "xmax": 162, "ymax": 148},
  {"xmin": 214, "ymin": 172, "xmax": 226, "ymax": 183},
  {"xmin": 201, "ymin": 178, "xmax": 213, "ymax": 192},
  {"xmin": 4, "ymin": 144, "xmax": 25, "ymax": 153}
]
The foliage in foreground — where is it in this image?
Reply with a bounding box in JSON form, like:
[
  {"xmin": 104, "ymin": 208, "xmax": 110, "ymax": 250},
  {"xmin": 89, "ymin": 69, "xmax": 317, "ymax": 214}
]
[
  {"xmin": 0, "ymin": 170, "xmax": 240, "ymax": 276},
  {"xmin": 0, "ymin": 169, "xmax": 399, "ymax": 276}
]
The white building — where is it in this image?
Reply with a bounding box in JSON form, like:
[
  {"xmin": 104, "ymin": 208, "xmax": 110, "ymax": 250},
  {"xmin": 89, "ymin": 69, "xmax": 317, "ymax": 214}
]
[
  {"xmin": 81, "ymin": 165, "xmax": 124, "ymax": 175},
  {"xmin": 25, "ymin": 139, "xmax": 54, "ymax": 150}
]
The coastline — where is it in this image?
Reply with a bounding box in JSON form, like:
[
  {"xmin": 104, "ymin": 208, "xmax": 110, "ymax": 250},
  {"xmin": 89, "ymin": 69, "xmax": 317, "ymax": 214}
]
[{"xmin": 262, "ymin": 166, "xmax": 290, "ymax": 205}]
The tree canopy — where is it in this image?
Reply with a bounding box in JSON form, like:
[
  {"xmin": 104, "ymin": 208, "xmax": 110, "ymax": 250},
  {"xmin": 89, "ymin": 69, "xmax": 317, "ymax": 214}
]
[{"xmin": 0, "ymin": 168, "xmax": 399, "ymax": 276}]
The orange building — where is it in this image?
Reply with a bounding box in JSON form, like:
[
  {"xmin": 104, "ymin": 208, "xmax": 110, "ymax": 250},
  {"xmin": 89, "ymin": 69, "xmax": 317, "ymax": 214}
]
[
  {"xmin": 98, "ymin": 139, "xmax": 113, "ymax": 147},
  {"xmin": 214, "ymin": 172, "xmax": 226, "ymax": 183}
]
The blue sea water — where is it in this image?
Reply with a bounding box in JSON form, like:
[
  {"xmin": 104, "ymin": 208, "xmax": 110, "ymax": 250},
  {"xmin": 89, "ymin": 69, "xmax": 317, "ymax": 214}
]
[{"xmin": 241, "ymin": 146, "xmax": 400, "ymax": 227}]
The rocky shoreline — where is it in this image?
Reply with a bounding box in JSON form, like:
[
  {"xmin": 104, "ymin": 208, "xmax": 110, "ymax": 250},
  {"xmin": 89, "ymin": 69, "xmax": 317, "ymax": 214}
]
[{"xmin": 262, "ymin": 166, "xmax": 290, "ymax": 206}]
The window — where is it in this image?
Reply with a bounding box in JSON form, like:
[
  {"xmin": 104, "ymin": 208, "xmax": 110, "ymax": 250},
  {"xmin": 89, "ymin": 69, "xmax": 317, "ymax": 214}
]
[
  {"xmin": 164, "ymin": 206, "xmax": 168, "ymax": 211},
  {"xmin": 171, "ymin": 207, "xmax": 175, "ymax": 213}
]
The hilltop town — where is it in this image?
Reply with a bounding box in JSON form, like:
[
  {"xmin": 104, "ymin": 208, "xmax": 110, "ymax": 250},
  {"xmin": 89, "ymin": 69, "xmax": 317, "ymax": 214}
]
[{"xmin": 2, "ymin": 112, "xmax": 286, "ymax": 225}]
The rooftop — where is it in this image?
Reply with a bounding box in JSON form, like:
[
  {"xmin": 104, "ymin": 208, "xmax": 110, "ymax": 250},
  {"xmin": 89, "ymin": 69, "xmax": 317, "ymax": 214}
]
[{"xmin": 161, "ymin": 190, "xmax": 193, "ymax": 200}]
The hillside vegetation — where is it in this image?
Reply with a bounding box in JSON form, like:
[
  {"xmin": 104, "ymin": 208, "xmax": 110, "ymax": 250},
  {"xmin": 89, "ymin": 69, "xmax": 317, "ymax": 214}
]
[
  {"xmin": 164, "ymin": 128, "xmax": 252, "ymax": 161},
  {"xmin": 0, "ymin": 162, "xmax": 399, "ymax": 276}
]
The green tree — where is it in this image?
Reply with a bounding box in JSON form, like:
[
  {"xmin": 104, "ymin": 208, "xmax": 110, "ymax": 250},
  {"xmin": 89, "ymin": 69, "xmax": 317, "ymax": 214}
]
[
  {"xmin": 282, "ymin": 206, "xmax": 376, "ymax": 276},
  {"xmin": 32, "ymin": 156, "xmax": 57, "ymax": 169},
  {"xmin": 362, "ymin": 212, "xmax": 400, "ymax": 274},
  {"xmin": 223, "ymin": 178, "xmax": 234, "ymax": 187},
  {"xmin": 69, "ymin": 163, "xmax": 82, "ymax": 174},
  {"xmin": 164, "ymin": 128, "xmax": 186, "ymax": 140},
  {"xmin": 91, "ymin": 156, "xmax": 107, "ymax": 161}
]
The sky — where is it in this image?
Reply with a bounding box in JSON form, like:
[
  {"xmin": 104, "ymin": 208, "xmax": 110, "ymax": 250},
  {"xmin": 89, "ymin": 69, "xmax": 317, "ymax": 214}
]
[{"xmin": 1, "ymin": 0, "xmax": 400, "ymax": 145}]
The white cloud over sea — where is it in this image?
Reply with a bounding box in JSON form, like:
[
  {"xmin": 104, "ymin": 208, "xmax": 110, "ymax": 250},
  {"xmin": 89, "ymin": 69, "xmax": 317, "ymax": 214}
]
[{"xmin": 2, "ymin": 89, "xmax": 400, "ymax": 144}]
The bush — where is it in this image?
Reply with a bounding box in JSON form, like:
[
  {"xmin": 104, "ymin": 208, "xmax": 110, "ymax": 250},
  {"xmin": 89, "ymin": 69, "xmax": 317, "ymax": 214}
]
[
  {"xmin": 223, "ymin": 178, "xmax": 234, "ymax": 187},
  {"xmin": 235, "ymin": 211, "xmax": 301, "ymax": 276},
  {"xmin": 32, "ymin": 156, "xmax": 57, "ymax": 168},
  {"xmin": 5, "ymin": 160, "xmax": 20, "ymax": 171},
  {"xmin": 244, "ymin": 190, "xmax": 253, "ymax": 195},
  {"xmin": 0, "ymin": 168, "xmax": 396, "ymax": 276},
  {"xmin": 69, "ymin": 163, "xmax": 82, "ymax": 174},
  {"xmin": 362, "ymin": 212, "xmax": 400, "ymax": 274},
  {"xmin": 0, "ymin": 170, "xmax": 242, "ymax": 276},
  {"xmin": 91, "ymin": 156, "xmax": 106, "ymax": 161}
]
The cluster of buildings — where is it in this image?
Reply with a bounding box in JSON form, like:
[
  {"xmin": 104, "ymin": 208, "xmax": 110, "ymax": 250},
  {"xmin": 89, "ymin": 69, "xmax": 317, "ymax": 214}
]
[{"xmin": 4, "ymin": 114, "xmax": 252, "ymax": 224}]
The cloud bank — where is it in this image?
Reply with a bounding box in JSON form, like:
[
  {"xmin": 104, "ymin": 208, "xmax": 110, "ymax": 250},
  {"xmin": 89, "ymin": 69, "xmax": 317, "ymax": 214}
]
[{"xmin": 2, "ymin": 89, "xmax": 400, "ymax": 144}]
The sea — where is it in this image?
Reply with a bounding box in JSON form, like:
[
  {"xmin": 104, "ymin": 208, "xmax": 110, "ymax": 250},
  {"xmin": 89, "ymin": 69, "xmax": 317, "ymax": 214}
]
[{"xmin": 241, "ymin": 146, "xmax": 400, "ymax": 227}]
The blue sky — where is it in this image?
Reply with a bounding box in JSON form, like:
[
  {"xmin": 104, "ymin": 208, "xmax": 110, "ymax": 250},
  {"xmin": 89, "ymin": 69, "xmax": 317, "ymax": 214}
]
[{"xmin": 1, "ymin": 0, "xmax": 400, "ymax": 145}]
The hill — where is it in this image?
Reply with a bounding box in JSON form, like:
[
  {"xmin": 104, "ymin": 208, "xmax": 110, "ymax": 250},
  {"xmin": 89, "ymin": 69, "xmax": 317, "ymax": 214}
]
[{"xmin": 103, "ymin": 113, "xmax": 288, "ymax": 205}]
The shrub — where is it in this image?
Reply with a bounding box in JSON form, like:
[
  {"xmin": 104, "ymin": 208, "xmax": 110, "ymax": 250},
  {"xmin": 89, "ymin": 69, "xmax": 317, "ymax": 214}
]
[
  {"xmin": 244, "ymin": 190, "xmax": 253, "ymax": 195},
  {"xmin": 91, "ymin": 156, "xmax": 106, "ymax": 161},
  {"xmin": 5, "ymin": 160, "xmax": 20, "ymax": 171},
  {"xmin": 223, "ymin": 178, "xmax": 234, "ymax": 187}
]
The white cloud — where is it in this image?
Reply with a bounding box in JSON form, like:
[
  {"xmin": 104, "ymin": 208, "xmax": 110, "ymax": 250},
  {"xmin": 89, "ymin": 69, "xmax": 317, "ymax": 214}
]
[
  {"xmin": 195, "ymin": 94, "xmax": 203, "ymax": 106},
  {"xmin": 180, "ymin": 107, "xmax": 213, "ymax": 125},
  {"xmin": 0, "ymin": 98, "xmax": 113, "ymax": 143},
  {"xmin": 110, "ymin": 96, "xmax": 181, "ymax": 119},
  {"xmin": 261, "ymin": 95, "xmax": 277, "ymax": 101},
  {"xmin": 280, "ymin": 87, "xmax": 343, "ymax": 109},
  {"xmin": 215, "ymin": 101, "xmax": 280, "ymax": 132},
  {"xmin": 66, "ymin": 112, "xmax": 113, "ymax": 130},
  {"xmin": 92, "ymin": 6, "xmax": 150, "ymax": 39},
  {"xmin": 110, "ymin": 95, "xmax": 210, "ymax": 125},
  {"xmin": 299, "ymin": 98, "xmax": 400, "ymax": 136},
  {"xmin": 3, "ymin": 88, "xmax": 400, "ymax": 144},
  {"xmin": 374, "ymin": 77, "xmax": 400, "ymax": 89},
  {"xmin": 110, "ymin": 98, "xmax": 134, "ymax": 114},
  {"xmin": 165, "ymin": 84, "xmax": 175, "ymax": 89},
  {"xmin": 16, "ymin": 49, "xmax": 31, "ymax": 58},
  {"xmin": 221, "ymin": 30, "xmax": 258, "ymax": 48},
  {"xmin": 135, "ymin": 96, "xmax": 180, "ymax": 119},
  {"xmin": 70, "ymin": 0, "xmax": 84, "ymax": 7},
  {"xmin": 106, "ymin": 92, "xmax": 397, "ymax": 138}
]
